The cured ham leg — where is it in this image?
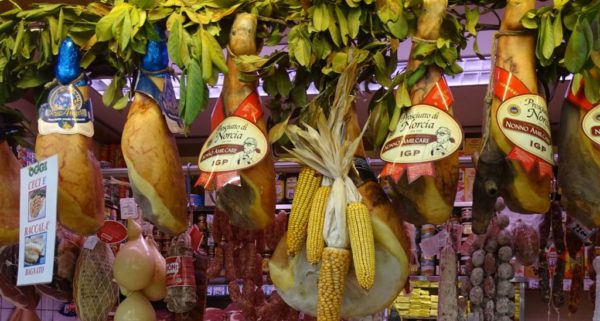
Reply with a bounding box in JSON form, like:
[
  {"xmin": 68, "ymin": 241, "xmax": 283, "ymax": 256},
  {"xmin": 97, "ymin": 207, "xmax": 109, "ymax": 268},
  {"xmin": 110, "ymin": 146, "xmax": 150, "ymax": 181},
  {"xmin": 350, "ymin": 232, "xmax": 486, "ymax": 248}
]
[
  {"xmin": 380, "ymin": 0, "xmax": 460, "ymax": 225},
  {"xmin": 200, "ymin": 13, "xmax": 276, "ymax": 230},
  {"xmin": 0, "ymin": 141, "xmax": 20, "ymax": 245},
  {"xmin": 35, "ymin": 38, "xmax": 104, "ymax": 235},
  {"xmin": 122, "ymin": 33, "xmax": 188, "ymax": 235},
  {"xmin": 473, "ymin": 0, "xmax": 552, "ymax": 234},
  {"xmin": 558, "ymin": 76, "xmax": 600, "ymax": 228}
]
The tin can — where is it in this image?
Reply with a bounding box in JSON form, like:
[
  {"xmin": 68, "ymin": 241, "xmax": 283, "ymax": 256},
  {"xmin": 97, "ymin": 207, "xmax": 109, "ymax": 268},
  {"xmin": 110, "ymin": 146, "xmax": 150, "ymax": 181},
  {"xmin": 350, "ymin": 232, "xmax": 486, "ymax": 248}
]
[
  {"xmin": 285, "ymin": 175, "xmax": 297, "ymax": 202},
  {"xmin": 275, "ymin": 174, "xmax": 285, "ymax": 203}
]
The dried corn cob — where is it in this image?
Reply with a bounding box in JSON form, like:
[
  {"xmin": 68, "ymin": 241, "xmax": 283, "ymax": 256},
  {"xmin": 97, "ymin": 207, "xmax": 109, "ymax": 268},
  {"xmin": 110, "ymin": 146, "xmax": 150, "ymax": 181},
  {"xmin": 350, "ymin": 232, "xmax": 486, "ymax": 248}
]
[
  {"xmin": 317, "ymin": 247, "xmax": 350, "ymax": 321},
  {"xmin": 347, "ymin": 201, "xmax": 375, "ymax": 290},
  {"xmin": 306, "ymin": 185, "xmax": 332, "ymax": 264},
  {"xmin": 287, "ymin": 167, "xmax": 322, "ymax": 255}
]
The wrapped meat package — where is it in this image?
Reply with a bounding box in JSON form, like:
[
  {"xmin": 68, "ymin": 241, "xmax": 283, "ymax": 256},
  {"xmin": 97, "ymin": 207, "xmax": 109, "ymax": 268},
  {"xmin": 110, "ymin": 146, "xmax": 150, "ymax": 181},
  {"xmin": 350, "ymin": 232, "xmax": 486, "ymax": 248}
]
[
  {"xmin": 196, "ymin": 13, "xmax": 275, "ymax": 230},
  {"xmin": 73, "ymin": 238, "xmax": 119, "ymax": 321},
  {"xmin": 165, "ymin": 232, "xmax": 197, "ymax": 313}
]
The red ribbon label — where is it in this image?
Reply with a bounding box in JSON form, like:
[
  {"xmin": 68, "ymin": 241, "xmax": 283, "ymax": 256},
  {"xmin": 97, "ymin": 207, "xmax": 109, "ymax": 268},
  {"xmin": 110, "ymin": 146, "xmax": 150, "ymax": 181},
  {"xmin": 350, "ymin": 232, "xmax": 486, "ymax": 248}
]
[
  {"xmin": 494, "ymin": 67, "xmax": 553, "ymax": 178},
  {"xmin": 380, "ymin": 76, "xmax": 461, "ymax": 184},
  {"xmin": 166, "ymin": 256, "xmax": 196, "ymax": 288},
  {"xmin": 197, "ymin": 91, "xmax": 267, "ymax": 189}
]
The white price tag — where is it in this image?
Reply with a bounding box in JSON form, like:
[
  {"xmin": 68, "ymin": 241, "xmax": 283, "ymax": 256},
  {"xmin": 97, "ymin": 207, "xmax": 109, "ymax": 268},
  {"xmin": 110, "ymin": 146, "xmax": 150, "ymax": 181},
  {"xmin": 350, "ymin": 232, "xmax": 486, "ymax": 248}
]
[
  {"xmin": 563, "ymin": 279, "xmax": 572, "ymax": 291},
  {"xmin": 528, "ymin": 279, "xmax": 538, "ymax": 289},
  {"xmin": 119, "ymin": 198, "xmax": 139, "ymax": 219},
  {"xmin": 83, "ymin": 235, "xmax": 99, "ymax": 250},
  {"xmin": 567, "ymin": 217, "xmax": 597, "ymax": 241}
]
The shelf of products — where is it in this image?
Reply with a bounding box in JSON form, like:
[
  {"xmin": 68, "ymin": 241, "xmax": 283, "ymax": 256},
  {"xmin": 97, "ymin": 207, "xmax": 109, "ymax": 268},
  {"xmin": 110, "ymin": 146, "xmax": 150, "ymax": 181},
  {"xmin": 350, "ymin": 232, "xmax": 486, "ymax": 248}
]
[{"xmin": 390, "ymin": 276, "xmax": 525, "ymax": 321}]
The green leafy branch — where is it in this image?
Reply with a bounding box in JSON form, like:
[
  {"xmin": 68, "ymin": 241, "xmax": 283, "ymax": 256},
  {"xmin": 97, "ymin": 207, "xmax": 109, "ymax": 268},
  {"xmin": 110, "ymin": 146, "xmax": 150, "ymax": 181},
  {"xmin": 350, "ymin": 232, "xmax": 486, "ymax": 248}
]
[{"xmin": 522, "ymin": 0, "xmax": 600, "ymax": 103}]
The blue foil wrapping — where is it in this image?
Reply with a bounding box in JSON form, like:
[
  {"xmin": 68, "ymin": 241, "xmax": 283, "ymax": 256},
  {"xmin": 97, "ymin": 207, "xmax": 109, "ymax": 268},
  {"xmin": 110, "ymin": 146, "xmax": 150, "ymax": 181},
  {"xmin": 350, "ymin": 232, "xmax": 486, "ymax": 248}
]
[
  {"xmin": 141, "ymin": 27, "xmax": 168, "ymax": 72},
  {"xmin": 55, "ymin": 37, "xmax": 82, "ymax": 85}
]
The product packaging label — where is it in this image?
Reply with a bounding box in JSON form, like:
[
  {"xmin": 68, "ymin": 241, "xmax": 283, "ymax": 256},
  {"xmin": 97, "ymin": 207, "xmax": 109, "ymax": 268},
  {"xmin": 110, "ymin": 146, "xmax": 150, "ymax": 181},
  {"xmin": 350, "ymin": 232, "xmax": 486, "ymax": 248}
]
[
  {"xmin": 198, "ymin": 116, "xmax": 268, "ymax": 172},
  {"xmin": 379, "ymin": 76, "xmax": 460, "ymax": 184},
  {"xmin": 96, "ymin": 221, "xmax": 128, "ymax": 244},
  {"xmin": 38, "ymin": 85, "xmax": 94, "ymax": 137},
  {"xmin": 166, "ymin": 255, "xmax": 196, "ymax": 288},
  {"xmin": 496, "ymin": 94, "xmax": 553, "ymax": 164},
  {"xmin": 135, "ymin": 72, "xmax": 184, "ymax": 134},
  {"xmin": 581, "ymin": 105, "xmax": 600, "ymax": 145},
  {"xmin": 381, "ymin": 105, "xmax": 463, "ymax": 163},
  {"xmin": 493, "ymin": 66, "xmax": 553, "ymax": 178},
  {"xmin": 197, "ymin": 91, "xmax": 265, "ymax": 190},
  {"xmin": 567, "ymin": 216, "xmax": 597, "ymax": 241}
]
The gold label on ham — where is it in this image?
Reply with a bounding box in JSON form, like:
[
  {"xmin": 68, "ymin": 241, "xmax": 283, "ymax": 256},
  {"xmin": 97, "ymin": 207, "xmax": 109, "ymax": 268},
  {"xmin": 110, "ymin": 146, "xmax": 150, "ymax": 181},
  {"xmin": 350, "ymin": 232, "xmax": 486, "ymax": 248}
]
[
  {"xmin": 496, "ymin": 94, "xmax": 553, "ymax": 164},
  {"xmin": 581, "ymin": 105, "xmax": 600, "ymax": 146},
  {"xmin": 381, "ymin": 104, "xmax": 463, "ymax": 163},
  {"xmin": 199, "ymin": 116, "xmax": 268, "ymax": 172},
  {"xmin": 38, "ymin": 85, "xmax": 94, "ymax": 137}
]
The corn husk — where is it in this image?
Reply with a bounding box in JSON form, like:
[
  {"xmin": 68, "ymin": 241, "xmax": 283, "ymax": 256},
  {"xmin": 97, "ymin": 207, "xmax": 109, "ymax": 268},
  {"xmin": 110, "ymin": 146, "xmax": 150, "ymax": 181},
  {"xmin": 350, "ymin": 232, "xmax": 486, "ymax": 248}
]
[
  {"xmin": 283, "ymin": 57, "xmax": 366, "ymax": 249},
  {"xmin": 74, "ymin": 239, "xmax": 119, "ymax": 321},
  {"xmin": 271, "ymin": 52, "xmax": 410, "ymax": 319}
]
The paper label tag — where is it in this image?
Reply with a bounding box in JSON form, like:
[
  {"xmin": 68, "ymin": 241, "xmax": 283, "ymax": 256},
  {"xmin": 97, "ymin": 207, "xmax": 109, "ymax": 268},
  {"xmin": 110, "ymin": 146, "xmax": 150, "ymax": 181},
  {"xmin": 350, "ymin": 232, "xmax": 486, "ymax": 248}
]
[
  {"xmin": 160, "ymin": 77, "xmax": 184, "ymax": 134},
  {"xmin": 38, "ymin": 85, "xmax": 94, "ymax": 137},
  {"xmin": 567, "ymin": 217, "xmax": 597, "ymax": 241},
  {"xmin": 96, "ymin": 221, "xmax": 128, "ymax": 244},
  {"xmin": 496, "ymin": 94, "xmax": 553, "ymax": 164},
  {"xmin": 119, "ymin": 198, "xmax": 139, "ymax": 219},
  {"xmin": 380, "ymin": 105, "xmax": 462, "ymax": 164},
  {"xmin": 198, "ymin": 116, "xmax": 268, "ymax": 172},
  {"xmin": 18, "ymin": 155, "xmax": 59, "ymax": 286},
  {"xmin": 166, "ymin": 256, "xmax": 196, "ymax": 288},
  {"xmin": 581, "ymin": 104, "xmax": 600, "ymax": 146},
  {"xmin": 83, "ymin": 235, "xmax": 99, "ymax": 250}
]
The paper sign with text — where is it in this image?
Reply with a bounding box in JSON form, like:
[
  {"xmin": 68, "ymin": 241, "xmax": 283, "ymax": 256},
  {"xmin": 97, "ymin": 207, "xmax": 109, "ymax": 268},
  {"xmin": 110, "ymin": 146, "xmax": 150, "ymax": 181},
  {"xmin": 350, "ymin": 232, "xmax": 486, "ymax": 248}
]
[{"xmin": 18, "ymin": 155, "xmax": 58, "ymax": 286}]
